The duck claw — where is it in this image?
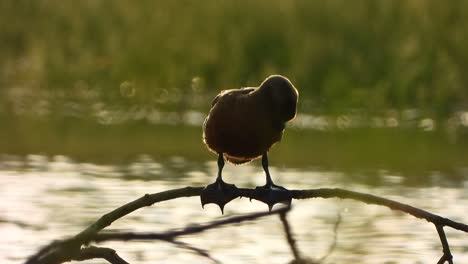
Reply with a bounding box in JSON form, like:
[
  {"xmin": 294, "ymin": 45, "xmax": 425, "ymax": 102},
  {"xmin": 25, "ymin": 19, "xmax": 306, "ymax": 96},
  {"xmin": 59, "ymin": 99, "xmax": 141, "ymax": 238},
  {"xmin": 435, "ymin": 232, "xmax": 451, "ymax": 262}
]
[
  {"xmin": 250, "ymin": 184, "xmax": 292, "ymax": 211},
  {"xmin": 201, "ymin": 180, "xmax": 240, "ymax": 214}
]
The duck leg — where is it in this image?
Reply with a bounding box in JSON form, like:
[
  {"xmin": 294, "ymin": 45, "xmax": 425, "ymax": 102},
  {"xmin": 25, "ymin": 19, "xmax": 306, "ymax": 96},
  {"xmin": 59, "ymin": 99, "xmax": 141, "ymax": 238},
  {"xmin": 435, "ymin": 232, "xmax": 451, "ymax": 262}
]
[
  {"xmin": 251, "ymin": 152, "xmax": 292, "ymax": 211},
  {"xmin": 200, "ymin": 153, "xmax": 239, "ymax": 214}
]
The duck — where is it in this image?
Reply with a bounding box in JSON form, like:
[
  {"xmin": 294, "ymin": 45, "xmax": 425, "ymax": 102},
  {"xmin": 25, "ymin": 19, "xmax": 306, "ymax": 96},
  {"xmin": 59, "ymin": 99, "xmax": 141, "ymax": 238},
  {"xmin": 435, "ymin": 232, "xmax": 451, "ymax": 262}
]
[{"xmin": 201, "ymin": 75, "xmax": 298, "ymax": 212}]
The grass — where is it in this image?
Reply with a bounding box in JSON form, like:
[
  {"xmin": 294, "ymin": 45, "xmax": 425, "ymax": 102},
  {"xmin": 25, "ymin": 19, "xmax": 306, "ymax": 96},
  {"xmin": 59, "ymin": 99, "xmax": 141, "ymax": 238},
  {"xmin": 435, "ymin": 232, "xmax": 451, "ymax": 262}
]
[{"xmin": 1, "ymin": 1, "xmax": 468, "ymax": 117}]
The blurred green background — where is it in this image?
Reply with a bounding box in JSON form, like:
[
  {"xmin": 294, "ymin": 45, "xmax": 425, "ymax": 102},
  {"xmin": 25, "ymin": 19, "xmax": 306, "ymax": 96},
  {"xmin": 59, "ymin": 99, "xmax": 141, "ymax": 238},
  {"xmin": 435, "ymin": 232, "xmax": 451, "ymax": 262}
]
[
  {"xmin": 1, "ymin": 0, "xmax": 467, "ymax": 176},
  {"xmin": 3, "ymin": 3, "xmax": 468, "ymax": 262}
]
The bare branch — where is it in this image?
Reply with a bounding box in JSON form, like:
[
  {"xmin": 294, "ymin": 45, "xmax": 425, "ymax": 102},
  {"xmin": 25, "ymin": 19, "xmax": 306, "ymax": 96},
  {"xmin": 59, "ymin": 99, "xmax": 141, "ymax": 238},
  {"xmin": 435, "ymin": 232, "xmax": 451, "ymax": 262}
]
[
  {"xmin": 93, "ymin": 205, "xmax": 290, "ymax": 243},
  {"xmin": 76, "ymin": 187, "xmax": 203, "ymax": 244},
  {"xmin": 88, "ymin": 208, "xmax": 288, "ymax": 263},
  {"xmin": 289, "ymin": 188, "xmax": 468, "ymax": 233},
  {"xmin": 75, "ymin": 246, "xmax": 129, "ymax": 264},
  {"xmin": 436, "ymin": 225, "xmax": 453, "ymax": 264},
  {"xmin": 290, "ymin": 188, "xmax": 468, "ymax": 263},
  {"xmin": 25, "ymin": 186, "xmax": 468, "ymax": 264},
  {"xmin": 25, "ymin": 240, "xmax": 61, "ymax": 264},
  {"xmin": 169, "ymin": 239, "xmax": 221, "ymax": 264},
  {"xmin": 279, "ymin": 211, "xmax": 301, "ymax": 260},
  {"xmin": 26, "ymin": 187, "xmax": 202, "ymax": 264},
  {"xmin": 318, "ymin": 211, "xmax": 342, "ymax": 263}
]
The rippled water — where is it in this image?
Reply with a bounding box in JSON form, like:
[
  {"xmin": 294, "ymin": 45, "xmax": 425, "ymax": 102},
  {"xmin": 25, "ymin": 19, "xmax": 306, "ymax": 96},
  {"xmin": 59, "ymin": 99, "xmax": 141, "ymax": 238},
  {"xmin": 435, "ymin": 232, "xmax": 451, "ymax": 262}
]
[{"xmin": 2, "ymin": 154, "xmax": 468, "ymax": 263}]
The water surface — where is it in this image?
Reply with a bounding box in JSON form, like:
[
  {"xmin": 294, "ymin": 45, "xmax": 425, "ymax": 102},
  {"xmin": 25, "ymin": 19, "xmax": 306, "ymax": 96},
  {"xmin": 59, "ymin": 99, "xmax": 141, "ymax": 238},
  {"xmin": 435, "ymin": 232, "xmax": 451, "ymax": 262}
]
[{"xmin": 2, "ymin": 155, "xmax": 468, "ymax": 263}]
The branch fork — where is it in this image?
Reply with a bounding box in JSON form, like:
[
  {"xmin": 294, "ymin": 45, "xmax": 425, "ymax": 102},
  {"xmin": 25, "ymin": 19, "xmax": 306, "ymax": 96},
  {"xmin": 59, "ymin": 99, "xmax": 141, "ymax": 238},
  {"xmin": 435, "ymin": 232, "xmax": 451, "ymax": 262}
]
[{"xmin": 25, "ymin": 186, "xmax": 468, "ymax": 264}]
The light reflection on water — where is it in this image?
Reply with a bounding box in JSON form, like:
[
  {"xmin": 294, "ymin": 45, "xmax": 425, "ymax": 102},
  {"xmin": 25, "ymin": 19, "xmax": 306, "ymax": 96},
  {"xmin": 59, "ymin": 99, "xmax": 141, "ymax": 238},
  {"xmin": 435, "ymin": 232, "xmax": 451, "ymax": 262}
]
[{"xmin": 1, "ymin": 155, "xmax": 468, "ymax": 263}]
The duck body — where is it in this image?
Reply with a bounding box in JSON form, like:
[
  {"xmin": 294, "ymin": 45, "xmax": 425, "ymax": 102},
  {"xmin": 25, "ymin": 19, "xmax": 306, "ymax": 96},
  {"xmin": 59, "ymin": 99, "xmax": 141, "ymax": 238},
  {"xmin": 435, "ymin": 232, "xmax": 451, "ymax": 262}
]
[{"xmin": 203, "ymin": 75, "xmax": 298, "ymax": 164}]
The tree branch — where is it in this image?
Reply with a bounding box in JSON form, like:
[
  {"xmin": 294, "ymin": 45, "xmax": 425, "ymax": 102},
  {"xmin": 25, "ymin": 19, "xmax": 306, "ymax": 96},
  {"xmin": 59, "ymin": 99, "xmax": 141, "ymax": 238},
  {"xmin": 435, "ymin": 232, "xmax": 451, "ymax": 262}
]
[
  {"xmin": 279, "ymin": 211, "xmax": 302, "ymax": 261},
  {"xmin": 90, "ymin": 207, "xmax": 288, "ymax": 263},
  {"xmin": 93, "ymin": 205, "xmax": 290, "ymax": 243},
  {"xmin": 289, "ymin": 188, "xmax": 467, "ymax": 263},
  {"xmin": 288, "ymin": 188, "xmax": 468, "ymax": 233},
  {"xmin": 25, "ymin": 186, "xmax": 468, "ymax": 264},
  {"xmin": 74, "ymin": 246, "xmax": 129, "ymax": 264},
  {"xmin": 436, "ymin": 225, "xmax": 453, "ymax": 264},
  {"xmin": 167, "ymin": 239, "xmax": 221, "ymax": 264},
  {"xmin": 318, "ymin": 211, "xmax": 342, "ymax": 263},
  {"xmin": 26, "ymin": 187, "xmax": 202, "ymax": 264}
]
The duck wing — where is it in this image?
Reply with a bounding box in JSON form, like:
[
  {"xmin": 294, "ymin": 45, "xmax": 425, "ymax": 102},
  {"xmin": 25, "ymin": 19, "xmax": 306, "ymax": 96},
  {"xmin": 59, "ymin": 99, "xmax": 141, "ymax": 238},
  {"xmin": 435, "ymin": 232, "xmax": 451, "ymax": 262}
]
[{"xmin": 211, "ymin": 87, "xmax": 255, "ymax": 107}]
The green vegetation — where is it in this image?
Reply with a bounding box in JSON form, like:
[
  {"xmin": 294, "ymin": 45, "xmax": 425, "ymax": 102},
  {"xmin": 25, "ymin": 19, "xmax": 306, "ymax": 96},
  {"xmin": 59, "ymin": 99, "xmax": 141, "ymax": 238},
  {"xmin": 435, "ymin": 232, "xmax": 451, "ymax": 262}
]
[{"xmin": 2, "ymin": 0, "xmax": 468, "ymax": 116}]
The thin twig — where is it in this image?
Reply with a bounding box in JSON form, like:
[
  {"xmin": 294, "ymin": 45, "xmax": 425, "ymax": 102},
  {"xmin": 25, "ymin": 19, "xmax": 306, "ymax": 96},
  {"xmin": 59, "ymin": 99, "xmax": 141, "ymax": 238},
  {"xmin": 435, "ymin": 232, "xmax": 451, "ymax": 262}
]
[
  {"xmin": 318, "ymin": 211, "xmax": 342, "ymax": 263},
  {"xmin": 93, "ymin": 205, "xmax": 290, "ymax": 243},
  {"xmin": 89, "ymin": 207, "xmax": 289, "ymax": 264},
  {"xmin": 169, "ymin": 239, "xmax": 221, "ymax": 264},
  {"xmin": 436, "ymin": 225, "xmax": 453, "ymax": 264},
  {"xmin": 279, "ymin": 210, "xmax": 301, "ymax": 260}
]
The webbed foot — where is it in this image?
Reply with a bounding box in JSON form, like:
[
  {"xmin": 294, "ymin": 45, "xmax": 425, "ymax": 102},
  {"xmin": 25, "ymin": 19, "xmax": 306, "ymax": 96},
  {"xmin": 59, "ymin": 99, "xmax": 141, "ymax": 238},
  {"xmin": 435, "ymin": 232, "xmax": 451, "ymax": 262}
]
[
  {"xmin": 200, "ymin": 153, "xmax": 239, "ymax": 214},
  {"xmin": 251, "ymin": 152, "xmax": 292, "ymax": 211},
  {"xmin": 201, "ymin": 180, "xmax": 239, "ymax": 214},
  {"xmin": 251, "ymin": 183, "xmax": 292, "ymax": 211}
]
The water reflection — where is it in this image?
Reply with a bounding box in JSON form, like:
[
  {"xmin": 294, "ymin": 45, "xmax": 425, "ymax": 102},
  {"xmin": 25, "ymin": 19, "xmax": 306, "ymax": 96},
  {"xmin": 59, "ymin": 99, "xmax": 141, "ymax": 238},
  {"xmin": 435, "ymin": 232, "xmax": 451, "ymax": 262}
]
[{"xmin": 1, "ymin": 155, "xmax": 468, "ymax": 263}]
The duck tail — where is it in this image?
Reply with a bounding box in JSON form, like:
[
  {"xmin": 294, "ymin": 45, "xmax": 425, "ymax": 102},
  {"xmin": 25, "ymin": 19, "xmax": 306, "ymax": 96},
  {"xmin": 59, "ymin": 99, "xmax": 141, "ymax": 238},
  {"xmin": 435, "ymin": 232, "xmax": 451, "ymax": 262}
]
[{"xmin": 224, "ymin": 154, "xmax": 252, "ymax": 165}]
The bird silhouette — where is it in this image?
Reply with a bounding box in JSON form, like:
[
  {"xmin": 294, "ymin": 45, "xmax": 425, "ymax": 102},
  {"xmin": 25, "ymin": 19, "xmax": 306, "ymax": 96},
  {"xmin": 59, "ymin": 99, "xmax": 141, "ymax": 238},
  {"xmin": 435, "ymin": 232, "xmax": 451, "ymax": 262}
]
[{"xmin": 201, "ymin": 75, "xmax": 298, "ymax": 213}]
